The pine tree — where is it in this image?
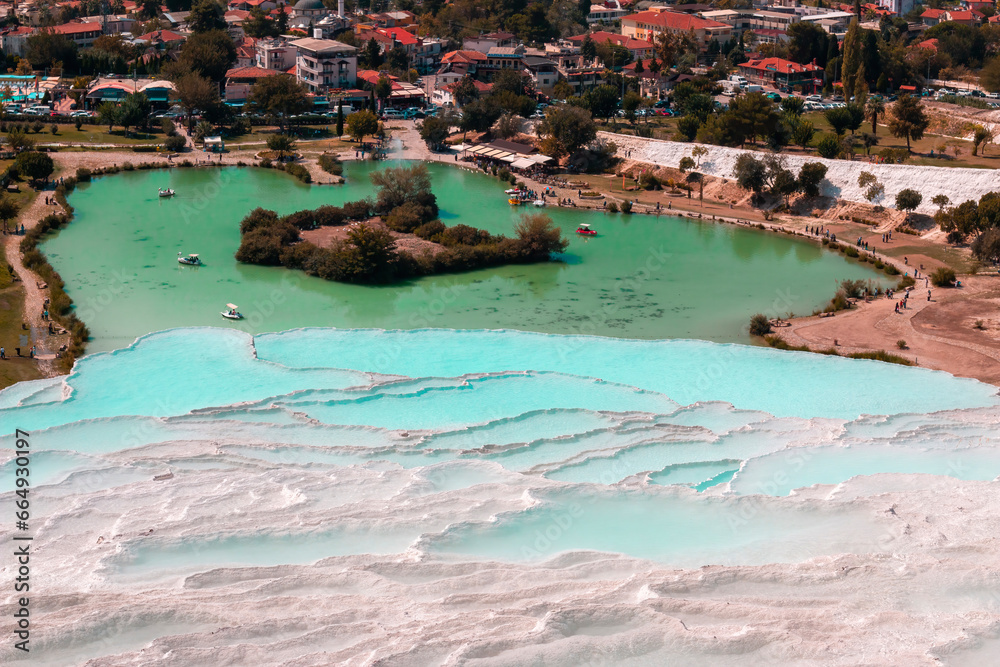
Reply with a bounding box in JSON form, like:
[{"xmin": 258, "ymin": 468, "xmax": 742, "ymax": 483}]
[{"xmin": 841, "ymin": 19, "xmax": 861, "ymax": 99}]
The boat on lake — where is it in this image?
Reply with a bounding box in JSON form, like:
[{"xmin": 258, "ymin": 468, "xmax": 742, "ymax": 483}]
[
  {"xmin": 158, "ymin": 188, "xmax": 175, "ymax": 197},
  {"xmin": 221, "ymin": 303, "xmax": 243, "ymax": 320},
  {"xmin": 533, "ymin": 199, "xmax": 545, "ymax": 207},
  {"xmin": 576, "ymin": 223, "xmax": 597, "ymax": 236},
  {"xmin": 177, "ymin": 253, "xmax": 201, "ymax": 266}
]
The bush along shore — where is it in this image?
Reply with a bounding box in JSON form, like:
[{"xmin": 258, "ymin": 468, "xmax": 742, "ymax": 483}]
[
  {"xmin": 235, "ymin": 164, "xmax": 568, "ymax": 284},
  {"xmin": 20, "ymin": 174, "xmax": 90, "ymax": 370}
]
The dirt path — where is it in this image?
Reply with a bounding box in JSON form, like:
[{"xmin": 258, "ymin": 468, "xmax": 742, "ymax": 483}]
[
  {"xmin": 2, "ymin": 189, "xmax": 68, "ymax": 376},
  {"xmin": 775, "ymin": 275, "xmax": 1000, "ymax": 385}
]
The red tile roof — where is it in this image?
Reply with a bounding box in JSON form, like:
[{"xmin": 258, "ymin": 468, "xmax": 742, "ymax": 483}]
[
  {"xmin": 739, "ymin": 57, "xmax": 823, "ymax": 74},
  {"xmin": 568, "ymin": 31, "xmax": 653, "ymax": 50},
  {"xmin": 622, "ymin": 10, "xmax": 729, "ymax": 31},
  {"xmin": 916, "ymin": 38, "xmax": 938, "ymax": 51},
  {"xmin": 921, "ymin": 8, "xmax": 945, "ymax": 18},
  {"xmin": 226, "ymin": 66, "xmax": 283, "ymax": 79},
  {"xmin": 446, "ymin": 79, "xmax": 492, "ymax": 94},
  {"xmin": 441, "ymin": 49, "xmax": 487, "ymax": 64},
  {"xmin": 380, "ymin": 26, "xmax": 418, "ymax": 46},
  {"xmin": 945, "ymin": 10, "xmax": 975, "ymax": 21},
  {"xmin": 51, "ymin": 22, "xmax": 102, "ymax": 35},
  {"xmin": 137, "ymin": 29, "xmax": 186, "ymax": 42}
]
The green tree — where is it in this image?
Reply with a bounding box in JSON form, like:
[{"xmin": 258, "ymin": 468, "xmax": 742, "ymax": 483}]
[
  {"xmin": 359, "ymin": 38, "xmax": 383, "ymax": 69},
  {"xmin": 797, "ymin": 162, "xmax": 827, "ymax": 197},
  {"xmin": 514, "ymin": 213, "xmax": 568, "ymax": 260},
  {"xmin": 165, "ymin": 29, "xmax": 236, "ymax": 82},
  {"xmin": 584, "ymin": 84, "xmax": 619, "ymax": 120},
  {"xmin": 346, "ymin": 109, "xmax": 379, "ymax": 142},
  {"xmin": 265, "ymin": 133, "xmax": 295, "ymax": 160},
  {"xmin": 341, "ymin": 223, "xmax": 400, "ymax": 283},
  {"xmin": 172, "ymin": 72, "xmax": 220, "ymax": 130},
  {"xmin": 451, "ymin": 76, "xmax": 479, "ymax": 107},
  {"xmin": 97, "ymin": 101, "xmax": 121, "ymax": 133},
  {"xmin": 816, "ymin": 133, "xmax": 841, "ymax": 158},
  {"xmin": 844, "ymin": 102, "xmax": 864, "ymax": 134},
  {"xmin": 727, "ymin": 92, "xmax": 779, "ymax": 146},
  {"xmin": 581, "ymin": 35, "xmax": 596, "ymax": 61},
  {"xmin": 895, "ymin": 188, "xmax": 922, "ymax": 215},
  {"xmin": 336, "ymin": 100, "xmax": 344, "ymax": 137},
  {"xmin": 118, "ymin": 91, "xmax": 151, "ymax": 135},
  {"xmin": 840, "ymin": 19, "xmax": 862, "ymax": 99},
  {"xmin": 4, "ymin": 127, "xmax": 35, "ymax": 153},
  {"xmin": 538, "ymin": 105, "xmax": 597, "ymax": 155},
  {"xmin": 14, "ymin": 151, "xmax": 54, "ymax": 184},
  {"xmin": 982, "ymin": 56, "xmax": 1000, "ymax": 94},
  {"xmin": 825, "ymin": 106, "xmax": 852, "ymax": 136},
  {"xmin": 188, "ymin": 0, "xmax": 226, "ymax": 33},
  {"xmin": 621, "ymin": 90, "xmax": 641, "ymax": 123},
  {"xmin": 865, "ymin": 96, "xmax": 885, "ymax": 135},
  {"xmin": 887, "ymin": 95, "xmax": 929, "ymax": 152},
  {"xmin": 25, "ymin": 32, "xmax": 78, "ymax": 70},
  {"xmin": 792, "ymin": 119, "xmax": 815, "ymax": 148},
  {"xmin": 0, "ymin": 196, "xmax": 19, "ymax": 234},
  {"xmin": 375, "ymin": 75, "xmax": 393, "ymax": 110},
  {"xmin": 246, "ymin": 75, "xmax": 311, "ymax": 132},
  {"xmin": 553, "ymin": 79, "xmax": 573, "ymax": 99},
  {"xmin": 419, "ymin": 115, "xmax": 451, "ymax": 148},
  {"xmin": 781, "ymin": 95, "xmax": 805, "ymax": 117},
  {"xmin": 387, "ymin": 44, "xmax": 408, "ymax": 72}
]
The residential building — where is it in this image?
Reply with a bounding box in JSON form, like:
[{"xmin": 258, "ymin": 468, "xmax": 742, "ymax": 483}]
[
  {"xmin": 364, "ymin": 11, "xmax": 418, "ymax": 28},
  {"xmin": 50, "ymin": 22, "xmax": 103, "ymax": 49},
  {"xmin": 522, "ymin": 55, "xmax": 559, "ymax": 89},
  {"xmin": 291, "ymin": 37, "xmax": 357, "ymax": 93},
  {"xmin": 2, "ymin": 26, "xmax": 34, "ymax": 57},
  {"xmin": 566, "ymin": 31, "xmax": 654, "ymax": 61},
  {"xmin": 357, "ymin": 69, "xmax": 426, "ymax": 107},
  {"xmin": 225, "ymin": 66, "xmax": 282, "ymax": 104},
  {"xmin": 463, "ymin": 32, "xmax": 517, "ymax": 53},
  {"xmin": 920, "ymin": 8, "xmax": 946, "ymax": 25},
  {"xmin": 484, "ymin": 46, "xmax": 525, "ymax": 70},
  {"xmin": 588, "ymin": 0, "xmax": 628, "ymax": 23},
  {"xmin": 738, "ymin": 57, "xmax": 824, "ymax": 93},
  {"xmin": 134, "ymin": 30, "xmax": 187, "ymax": 51},
  {"xmin": 621, "ymin": 9, "xmax": 731, "ymax": 54},
  {"xmin": 257, "ymin": 38, "xmax": 297, "ymax": 71}
]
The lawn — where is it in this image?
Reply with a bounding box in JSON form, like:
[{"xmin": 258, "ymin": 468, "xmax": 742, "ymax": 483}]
[
  {"xmin": 38, "ymin": 127, "xmax": 164, "ymax": 145},
  {"xmin": 795, "ymin": 111, "xmax": 1000, "ymax": 170}
]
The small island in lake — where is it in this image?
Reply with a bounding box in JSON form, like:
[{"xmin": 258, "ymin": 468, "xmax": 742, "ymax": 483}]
[{"xmin": 235, "ymin": 164, "xmax": 568, "ymax": 284}]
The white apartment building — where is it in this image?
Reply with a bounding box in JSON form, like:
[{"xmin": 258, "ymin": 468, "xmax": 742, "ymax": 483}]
[{"xmin": 291, "ymin": 37, "xmax": 357, "ymax": 93}]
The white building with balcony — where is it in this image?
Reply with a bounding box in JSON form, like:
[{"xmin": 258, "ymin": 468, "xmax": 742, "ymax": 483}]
[{"xmin": 291, "ymin": 37, "xmax": 357, "ymax": 93}]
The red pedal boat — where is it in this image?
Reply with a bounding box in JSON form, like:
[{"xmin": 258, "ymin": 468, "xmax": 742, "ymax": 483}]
[{"xmin": 576, "ymin": 223, "xmax": 597, "ymax": 236}]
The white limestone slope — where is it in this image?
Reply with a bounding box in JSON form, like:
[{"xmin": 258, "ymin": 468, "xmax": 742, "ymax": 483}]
[{"xmin": 603, "ymin": 131, "xmax": 1000, "ymax": 214}]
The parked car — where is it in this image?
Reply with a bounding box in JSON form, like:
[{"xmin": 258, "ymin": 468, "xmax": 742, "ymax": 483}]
[{"xmin": 765, "ymin": 92, "xmax": 781, "ymax": 101}]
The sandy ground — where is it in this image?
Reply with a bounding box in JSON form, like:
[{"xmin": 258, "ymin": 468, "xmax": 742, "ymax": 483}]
[
  {"xmin": 300, "ymin": 216, "xmax": 445, "ymax": 256},
  {"xmin": 775, "ymin": 274, "xmax": 1000, "ymax": 385}
]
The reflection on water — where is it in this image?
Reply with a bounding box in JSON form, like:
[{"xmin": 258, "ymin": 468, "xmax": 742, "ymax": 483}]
[{"xmin": 47, "ymin": 163, "xmax": 886, "ymax": 351}]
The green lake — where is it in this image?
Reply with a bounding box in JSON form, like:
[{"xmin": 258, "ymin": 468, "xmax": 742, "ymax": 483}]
[{"xmin": 44, "ymin": 162, "xmax": 884, "ymax": 352}]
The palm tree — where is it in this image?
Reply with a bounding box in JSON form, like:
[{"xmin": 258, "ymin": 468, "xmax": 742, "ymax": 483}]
[{"xmin": 866, "ymin": 96, "xmax": 885, "ymax": 136}]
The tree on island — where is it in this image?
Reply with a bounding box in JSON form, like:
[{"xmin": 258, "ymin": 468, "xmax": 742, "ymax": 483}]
[
  {"xmin": 514, "ymin": 213, "xmax": 568, "ymax": 260},
  {"xmin": 347, "ymin": 110, "xmax": 380, "ymax": 143}
]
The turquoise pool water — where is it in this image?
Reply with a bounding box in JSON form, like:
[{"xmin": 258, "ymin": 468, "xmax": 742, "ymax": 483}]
[{"xmin": 43, "ymin": 163, "xmax": 885, "ymax": 351}]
